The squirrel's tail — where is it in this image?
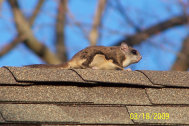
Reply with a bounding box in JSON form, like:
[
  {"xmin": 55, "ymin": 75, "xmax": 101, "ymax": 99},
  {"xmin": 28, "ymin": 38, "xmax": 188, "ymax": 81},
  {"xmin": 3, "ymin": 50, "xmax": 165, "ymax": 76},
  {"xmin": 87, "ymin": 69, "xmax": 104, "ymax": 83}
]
[{"xmin": 24, "ymin": 63, "xmax": 70, "ymax": 69}]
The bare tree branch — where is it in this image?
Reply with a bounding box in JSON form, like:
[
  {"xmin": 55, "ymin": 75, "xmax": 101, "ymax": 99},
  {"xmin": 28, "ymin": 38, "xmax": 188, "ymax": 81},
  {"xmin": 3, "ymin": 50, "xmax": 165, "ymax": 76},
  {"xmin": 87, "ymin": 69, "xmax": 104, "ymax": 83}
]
[
  {"xmin": 29, "ymin": 0, "xmax": 45, "ymax": 25},
  {"xmin": 7, "ymin": 0, "xmax": 61, "ymax": 64},
  {"xmin": 113, "ymin": 0, "xmax": 141, "ymax": 32},
  {"xmin": 89, "ymin": 0, "xmax": 106, "ymax": 45},
  {"xmin": 171, "ymin": 36, "xmax": 189, "ymax": 71},
  {"xmin": 0, "ymin": 35, "xmax": 25, "ymax": 57},
  {"xmin": 56, "ymin": 0, "xmax": 67, "ymax": 62},
  {"xmin": 0, "ymin": 0, "xmax": 45, "ymax": 59},
  {"xmin": 67, "ymin": 9, "xmax": 89, "ymax": 41},
  {"xmin": 116, "ymin": 15, "xmax": 189, "ymax": 46},
  {"xmin": 0, "ymin": 0, "xmax": 4, "ymax": 9}
]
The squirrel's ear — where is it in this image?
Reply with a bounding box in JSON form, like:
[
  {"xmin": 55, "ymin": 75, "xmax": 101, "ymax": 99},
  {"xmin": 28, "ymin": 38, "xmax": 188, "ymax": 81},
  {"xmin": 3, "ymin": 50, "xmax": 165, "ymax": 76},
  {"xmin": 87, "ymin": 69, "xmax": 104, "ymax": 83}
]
[{"xmin": 120, "ymin": 42, "xmax": 129, "ymax": 52}]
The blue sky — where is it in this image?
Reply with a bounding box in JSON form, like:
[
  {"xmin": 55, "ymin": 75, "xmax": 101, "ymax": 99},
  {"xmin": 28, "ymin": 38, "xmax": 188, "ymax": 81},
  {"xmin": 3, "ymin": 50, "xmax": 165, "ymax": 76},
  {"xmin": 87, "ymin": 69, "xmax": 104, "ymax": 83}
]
[{"xmin": 0, "ymin": 0, "xmax": 187, "ymax": 70}]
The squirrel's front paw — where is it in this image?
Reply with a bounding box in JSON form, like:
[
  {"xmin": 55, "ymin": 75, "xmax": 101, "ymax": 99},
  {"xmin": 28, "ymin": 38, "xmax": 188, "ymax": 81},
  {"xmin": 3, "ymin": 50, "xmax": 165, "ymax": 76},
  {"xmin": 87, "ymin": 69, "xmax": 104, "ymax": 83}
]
[{"xmin": 125, "ymin": 68, "xmax": 132, "ymax": 71}]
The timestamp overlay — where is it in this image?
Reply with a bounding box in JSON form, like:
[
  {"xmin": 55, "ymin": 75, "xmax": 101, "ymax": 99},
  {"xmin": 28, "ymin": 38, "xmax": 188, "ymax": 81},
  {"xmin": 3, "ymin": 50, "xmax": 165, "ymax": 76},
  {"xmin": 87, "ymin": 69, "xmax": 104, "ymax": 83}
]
[{"xmin": 130, "ymin": 113, "xmax": 169, "ymax": 120}]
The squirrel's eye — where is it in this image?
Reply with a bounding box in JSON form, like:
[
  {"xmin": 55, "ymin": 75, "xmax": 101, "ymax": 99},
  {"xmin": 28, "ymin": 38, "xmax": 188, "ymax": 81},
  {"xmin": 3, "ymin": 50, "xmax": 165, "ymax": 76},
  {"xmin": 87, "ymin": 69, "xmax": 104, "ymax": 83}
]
[{"xmin": 131, "ymin": 49, "xmax": 137, "ymax": 55}]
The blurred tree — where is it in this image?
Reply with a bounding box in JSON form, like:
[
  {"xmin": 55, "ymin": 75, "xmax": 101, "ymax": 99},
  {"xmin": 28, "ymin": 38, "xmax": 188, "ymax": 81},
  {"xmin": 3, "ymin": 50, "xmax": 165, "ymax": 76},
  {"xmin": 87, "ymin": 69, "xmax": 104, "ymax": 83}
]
[{"xmin": 0, "ymin": 0, "xmax": 189, "ymax": 71}]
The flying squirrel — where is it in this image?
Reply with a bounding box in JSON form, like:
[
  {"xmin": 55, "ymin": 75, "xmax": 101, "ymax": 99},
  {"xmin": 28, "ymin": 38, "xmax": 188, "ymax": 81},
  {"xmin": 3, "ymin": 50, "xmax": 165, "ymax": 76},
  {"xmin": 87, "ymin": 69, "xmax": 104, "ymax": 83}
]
[{"xmin": 25, "ymin": 42, "xmax": 142, "ymax": 70}]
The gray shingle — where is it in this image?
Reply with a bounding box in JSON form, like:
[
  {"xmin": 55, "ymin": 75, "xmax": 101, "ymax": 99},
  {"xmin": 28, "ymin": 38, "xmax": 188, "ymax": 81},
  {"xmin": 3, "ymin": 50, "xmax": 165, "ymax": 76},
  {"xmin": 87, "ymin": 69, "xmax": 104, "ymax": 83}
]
[
  {"xmin": 146, "ymin": 88, "xmax": 189, "ymax": 104},
  {"xmin": 58, "ymin": 105, "xmax": 133, "ymax": 124},
  {"xmin": 139, "ymin": 70, "xmax": 189, "ymax": 87},
  {"xmin": 87, "ymin": 87, "xmax": 151, "ymax": 105},
  {"xmin": 0, "ymin": 104, "xmax": 133, "ymax": 124},
  {"xmin": 0, "ymin": 68, "xmax": 19, "ymax": 85},
  {"xmin": 0, "ymin": 86, "xmax": 91, "ymax": 103},
  {"xmin": 1, "ymin": 66, "xmax": 189, "ymax": 125},
  {"xmin": 127, "ymin": 106, "xmax": 189, "ymax": 124},
  {"xmin": 74, "ymin": 69, "xmax": 160, "ymax": 87},
  {"xmin": 1, "ymin": 124, "xmax": 40, "ymax": 126},
  {"xmin": 0, "ymin": 104, "xmax": 75, "ymax": 122},
  {"xmin": 0, "ymin": 112, "xmax": 5, "ymax": 122},
  {"xmin": 6, "ymin": 67, "xmax": 84, "ymax": 83},
  {"xmin": 0, "ymin": 86, "xmax": 151, "ymax": 105}
]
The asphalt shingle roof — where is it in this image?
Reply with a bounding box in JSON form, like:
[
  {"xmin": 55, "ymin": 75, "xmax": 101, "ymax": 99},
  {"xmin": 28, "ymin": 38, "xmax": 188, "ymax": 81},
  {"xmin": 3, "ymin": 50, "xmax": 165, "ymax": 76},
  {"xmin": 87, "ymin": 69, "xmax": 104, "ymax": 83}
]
[{"xmin": 0, "ymin": 66, "xmax": 189, "ymax": 125}]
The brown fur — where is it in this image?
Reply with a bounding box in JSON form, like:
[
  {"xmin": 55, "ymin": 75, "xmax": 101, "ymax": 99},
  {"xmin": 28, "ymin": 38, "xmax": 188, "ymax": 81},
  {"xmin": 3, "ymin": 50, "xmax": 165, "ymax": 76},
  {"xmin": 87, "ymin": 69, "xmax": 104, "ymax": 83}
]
[
  {"xmin": 72, "ymin": 46, "xmax": 126, "ymax": 68},
  {"xmin": 25, "ymin": 43, "xmax": 141, "ymax": 70}
]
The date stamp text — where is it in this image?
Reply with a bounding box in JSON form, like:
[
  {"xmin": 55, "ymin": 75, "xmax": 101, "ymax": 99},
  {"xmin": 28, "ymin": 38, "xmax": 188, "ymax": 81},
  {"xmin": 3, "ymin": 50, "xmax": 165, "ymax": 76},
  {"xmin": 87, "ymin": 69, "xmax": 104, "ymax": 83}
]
[{"xmin": 130, "ymin": 113, "xmax": 169, "ymax": 120}]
